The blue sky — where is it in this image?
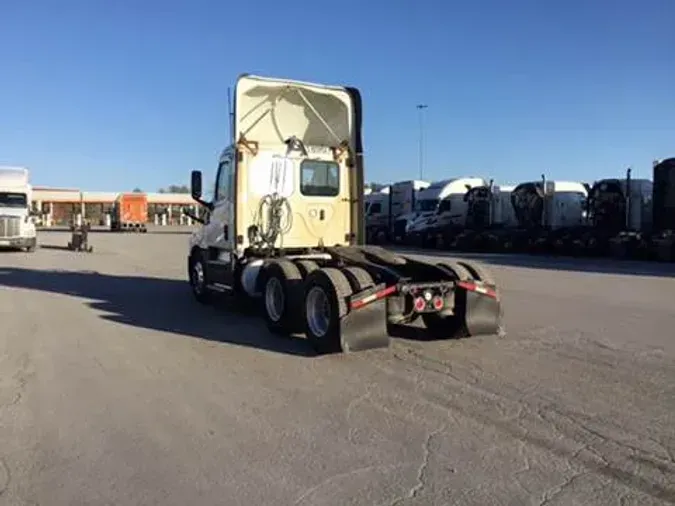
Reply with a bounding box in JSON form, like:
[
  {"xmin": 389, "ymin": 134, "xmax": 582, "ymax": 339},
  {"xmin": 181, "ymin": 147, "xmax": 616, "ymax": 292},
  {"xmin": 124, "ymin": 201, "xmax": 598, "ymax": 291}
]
[{"xmin": 0, "ymin": 0, "xmax": 673, "ymax": 192}]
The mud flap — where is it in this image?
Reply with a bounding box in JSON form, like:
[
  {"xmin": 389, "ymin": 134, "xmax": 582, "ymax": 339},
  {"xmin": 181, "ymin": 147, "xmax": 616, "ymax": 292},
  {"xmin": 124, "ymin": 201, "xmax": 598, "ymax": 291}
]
[
  {"xmin": 339, "ymin": 295, "xmax": 390, "ymax": 352},
  {"xmin": 462, "ymin": 288, "xmax": 503, "ymax": 337}
]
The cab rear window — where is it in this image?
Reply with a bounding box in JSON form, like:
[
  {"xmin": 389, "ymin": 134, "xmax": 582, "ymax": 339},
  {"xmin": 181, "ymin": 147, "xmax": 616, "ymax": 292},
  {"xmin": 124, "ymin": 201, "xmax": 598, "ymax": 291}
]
[{"xmin": 300, "ymin": 160, "xmax": 339, "ymax": 197}]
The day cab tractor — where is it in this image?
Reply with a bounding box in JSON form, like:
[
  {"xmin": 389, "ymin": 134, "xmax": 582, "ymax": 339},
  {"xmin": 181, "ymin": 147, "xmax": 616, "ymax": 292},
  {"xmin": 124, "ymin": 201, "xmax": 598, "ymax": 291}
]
[{"xmin": 186, "ymin": 74, "xmax": 504, "ymax": 354}]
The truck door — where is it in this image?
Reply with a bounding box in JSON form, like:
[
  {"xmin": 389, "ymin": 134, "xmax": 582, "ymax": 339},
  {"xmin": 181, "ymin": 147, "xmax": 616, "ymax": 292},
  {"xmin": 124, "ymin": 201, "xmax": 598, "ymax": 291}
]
[{"xmin": 204, "ymin": 152, "xmax": 235, "ymax": 285}]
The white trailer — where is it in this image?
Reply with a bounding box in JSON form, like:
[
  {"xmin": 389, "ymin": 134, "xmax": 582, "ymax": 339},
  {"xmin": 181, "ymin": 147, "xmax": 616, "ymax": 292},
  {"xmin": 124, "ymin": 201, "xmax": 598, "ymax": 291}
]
[
  {"xmin": 365, "ymin": 188, "xmax": 391, "ymax": 243},
  {"xmin": 0, "ymin": 166, "xmax": 37, "ymax": 252},
  {"xmin": 390, "ymin": 179, "xmax": 430, "ymax": 241}
]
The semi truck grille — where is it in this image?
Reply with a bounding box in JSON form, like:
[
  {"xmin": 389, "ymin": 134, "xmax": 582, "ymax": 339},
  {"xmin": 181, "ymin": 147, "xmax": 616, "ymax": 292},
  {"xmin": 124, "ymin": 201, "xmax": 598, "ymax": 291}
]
[{"xmin": 0, "ymin": 216, "xmax": 21, "ymax": 238}]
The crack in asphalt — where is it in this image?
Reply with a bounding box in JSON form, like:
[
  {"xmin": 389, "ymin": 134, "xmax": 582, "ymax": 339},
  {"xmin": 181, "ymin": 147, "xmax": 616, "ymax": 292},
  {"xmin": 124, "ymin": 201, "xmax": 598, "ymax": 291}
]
[{"xmin": 389, "ymin": 425, "xmax": 445, "ymax": 506}]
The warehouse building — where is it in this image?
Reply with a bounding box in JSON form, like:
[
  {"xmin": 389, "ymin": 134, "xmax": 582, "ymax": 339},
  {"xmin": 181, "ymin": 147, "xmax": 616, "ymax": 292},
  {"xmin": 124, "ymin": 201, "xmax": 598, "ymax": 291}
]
[{"xmin": 33, "ymin": 187, "xmax": 198, "ymax": 226}]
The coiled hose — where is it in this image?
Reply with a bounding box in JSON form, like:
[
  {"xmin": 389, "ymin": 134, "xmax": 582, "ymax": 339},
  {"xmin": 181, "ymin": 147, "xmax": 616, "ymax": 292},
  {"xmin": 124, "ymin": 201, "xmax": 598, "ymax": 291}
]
[{"xmin": 254, "ymin": 193, "xmax": 293, "ymax": 249}]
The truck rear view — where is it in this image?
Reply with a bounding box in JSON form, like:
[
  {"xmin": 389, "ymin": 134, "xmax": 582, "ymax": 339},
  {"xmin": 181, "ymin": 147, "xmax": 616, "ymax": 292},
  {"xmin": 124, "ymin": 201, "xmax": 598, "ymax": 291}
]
[
  {"xmin": 111, "ymin": 192, "xmax": 148, "ymax": 232},
  {"xmin": 186, "ymin": 74, "xmax": 504, "ymax": 354}
]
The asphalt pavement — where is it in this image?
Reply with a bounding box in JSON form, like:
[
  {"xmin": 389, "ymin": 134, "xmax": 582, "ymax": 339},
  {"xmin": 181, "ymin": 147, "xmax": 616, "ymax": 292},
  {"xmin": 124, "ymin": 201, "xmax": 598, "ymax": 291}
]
[{"xmin": 1, "ymin": 229, "xmax": 674, "ymax": 505}]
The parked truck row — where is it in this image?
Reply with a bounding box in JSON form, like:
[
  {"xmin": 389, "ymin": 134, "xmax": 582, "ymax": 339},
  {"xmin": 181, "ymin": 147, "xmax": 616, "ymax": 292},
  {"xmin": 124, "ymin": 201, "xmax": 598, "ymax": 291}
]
[{"xmin": 365, "ymin": 160, "xmax": 675, "ymax": 262}]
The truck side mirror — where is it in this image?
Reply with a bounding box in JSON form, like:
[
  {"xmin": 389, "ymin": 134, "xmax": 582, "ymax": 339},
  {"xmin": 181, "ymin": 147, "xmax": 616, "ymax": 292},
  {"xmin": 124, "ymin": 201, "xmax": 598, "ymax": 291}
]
[{"xmin": 191, "ymin": 170, "xmax": 203, "ymax": 200}]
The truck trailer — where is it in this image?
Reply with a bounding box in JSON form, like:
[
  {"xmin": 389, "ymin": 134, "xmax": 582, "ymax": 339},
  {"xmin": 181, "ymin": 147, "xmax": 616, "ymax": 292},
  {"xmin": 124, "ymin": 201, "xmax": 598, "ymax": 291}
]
[
  {"xmin": 364, "ymin": 188, "xmax": 391, "ymax": 244},
  {"xmin": 111, "ymin": 192, "xmax": 148, "ymax": 232},
  {"xmin": 0, "ymin": 166, "xmax": 38, "ymax": 252},
  {"xmin": 390, "ymin": 179, "xmax": 430, "ymax": 243},
  {"xmin": 186, "ymin": 74, "xmax": 504, "ymax": 354}
]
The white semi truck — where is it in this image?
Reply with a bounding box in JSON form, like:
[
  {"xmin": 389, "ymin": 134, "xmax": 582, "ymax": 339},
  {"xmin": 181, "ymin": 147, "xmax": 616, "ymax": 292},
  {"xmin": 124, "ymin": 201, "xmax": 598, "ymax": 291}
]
[
  {"xmin": 405, "ymin": 177, "xmax": 488, "ymax": 247},
  {"xmin": 0, "ymin": 166, "xmax": 37, "ymax": 252},
  {"xmin": 185, "ymin": 74, "xmax": 504, "ymax": 354}
]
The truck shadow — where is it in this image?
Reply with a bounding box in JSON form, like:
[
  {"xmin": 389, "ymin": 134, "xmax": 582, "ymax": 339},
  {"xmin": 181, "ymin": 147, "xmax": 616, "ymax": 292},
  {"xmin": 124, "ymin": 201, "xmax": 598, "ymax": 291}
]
[
  {"xmin": 38, "ymin": 244, "xmax": 74, "ymax": 251},
  {"xmin": 0, "ymin": 267, "xmax": 317, "ymax": 357}
]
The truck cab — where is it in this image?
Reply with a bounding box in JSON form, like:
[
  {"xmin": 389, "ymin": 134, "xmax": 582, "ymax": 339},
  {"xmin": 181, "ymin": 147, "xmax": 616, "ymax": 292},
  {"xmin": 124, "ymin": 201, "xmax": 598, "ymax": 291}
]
[
  {"xmin": 188, "ymin": 74, "xmax": 363, "ymax": 293},
  {"xmin": 0, "ymin": 166, "xmax": 37, "ymax": 252},
  {"xmin": 406, "ymin": 177, "xmax": 487, "ymax": 247}
]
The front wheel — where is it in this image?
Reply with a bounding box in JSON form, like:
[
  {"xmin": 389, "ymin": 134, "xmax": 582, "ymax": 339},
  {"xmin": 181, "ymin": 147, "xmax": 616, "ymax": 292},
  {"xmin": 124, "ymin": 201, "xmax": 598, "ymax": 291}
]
[{"xmin": 189, "ymin": 251, "xmax": 211, "ymax": 304}]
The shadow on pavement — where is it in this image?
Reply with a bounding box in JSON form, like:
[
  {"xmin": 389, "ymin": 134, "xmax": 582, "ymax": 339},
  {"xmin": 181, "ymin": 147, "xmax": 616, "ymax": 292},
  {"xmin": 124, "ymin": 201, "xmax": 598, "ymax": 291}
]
[
  {"xmin": 0, "ymin": 267, "xmax": 317, "ymax": 357},
  {"xmin": 38, "ymin": 244, "xmax": 74, "ymax": 251},
  {"xmin": 393, "ymin": 247, "xmax": 675, "ymax": 278}
]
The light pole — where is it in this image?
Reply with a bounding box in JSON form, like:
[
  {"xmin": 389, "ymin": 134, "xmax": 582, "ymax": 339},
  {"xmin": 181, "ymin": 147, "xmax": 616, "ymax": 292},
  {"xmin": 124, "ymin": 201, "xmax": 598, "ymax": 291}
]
[{"xmin": 416, "ymin": 104, "xmax": 428, "ymax": 180}]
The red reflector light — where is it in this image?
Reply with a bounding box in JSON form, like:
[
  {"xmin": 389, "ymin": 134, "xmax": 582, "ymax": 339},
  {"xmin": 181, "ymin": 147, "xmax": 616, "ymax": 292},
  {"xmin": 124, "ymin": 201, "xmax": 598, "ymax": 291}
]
[
  {"xmin": 414, "ymin": 297, "xmax": 426, "ymax": 311},
  {"xmin": 432, "ymin": 296, "xmax": 444, "ymax": 310}
]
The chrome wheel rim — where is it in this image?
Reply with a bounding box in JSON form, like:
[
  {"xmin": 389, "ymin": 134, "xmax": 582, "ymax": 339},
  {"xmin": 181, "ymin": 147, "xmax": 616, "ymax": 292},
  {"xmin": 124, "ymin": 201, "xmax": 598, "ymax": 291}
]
[
  {"xmin": 306, "ymin": 286, "xmax": 330, "ymax": 338},
  {"xmin": 265, "ymin": 277, "xmax": 284, "ymax": 322}
]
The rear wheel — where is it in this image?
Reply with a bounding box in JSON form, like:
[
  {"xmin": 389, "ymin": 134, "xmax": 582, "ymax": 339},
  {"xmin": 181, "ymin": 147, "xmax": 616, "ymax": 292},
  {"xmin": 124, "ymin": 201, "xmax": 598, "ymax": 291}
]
[
  {"xmin": 303, "ymin": 268, "xmax": 353, "ymax": 354},
  {"xmin": 342, "ymin": 266, "xmax": 374, "ymax": 292},
  {"xmin": 261, "ymin": 260, "xmax": 303, "ymax": 335},
  {"xmin": 294, "ymin": 260, "xmax": 319, "ymax": 278},
  {"xmin": 457, "ymin": 260, "xmax": 496, "ymax": 286}
]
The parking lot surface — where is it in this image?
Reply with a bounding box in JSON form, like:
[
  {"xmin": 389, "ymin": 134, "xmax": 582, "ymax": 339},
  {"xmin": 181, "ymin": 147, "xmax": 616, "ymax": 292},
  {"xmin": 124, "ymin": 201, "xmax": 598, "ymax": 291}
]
[{"xmin": 1, "ymin": 229, "xmax": 674, "ymax": 505}]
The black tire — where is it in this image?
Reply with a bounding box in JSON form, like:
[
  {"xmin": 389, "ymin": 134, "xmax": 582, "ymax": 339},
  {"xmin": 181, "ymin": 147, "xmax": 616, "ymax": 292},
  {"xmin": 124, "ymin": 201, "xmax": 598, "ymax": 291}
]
[
  {"xmin": 188, "ymin": 249, "xmax": 212, "ymax": 304},
  {"xmin": 25, "ymin": 240, "xmax": 37, "ymax": 253},
  {"xmin": 294, "ymin": 260, "xmax": 319, "ymax": 278},
  {"xmin": 456, "ymin": 260, "xmax": 496, "ymax": 286},
  {"xmin": 436, "ymin": 260, "xmax": 472, "ymax": 281},
  {"xmin": 261, "ymin": 260, "xmax": 303, "ymax": 335},
  {"xmin": 341, "ymin": 266, "xmax": 374, "ymax": 292},
  {"xmin": 302, "ymin": 268, "xmax": 353, "ymax": 354}
]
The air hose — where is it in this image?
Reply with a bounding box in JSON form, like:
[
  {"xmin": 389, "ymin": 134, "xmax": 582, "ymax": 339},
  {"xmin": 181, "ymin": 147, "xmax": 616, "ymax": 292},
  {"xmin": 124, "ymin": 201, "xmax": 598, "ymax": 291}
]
[{"xmin": 255, "ymin": 193, "xmax": 293, "ymax": 249}]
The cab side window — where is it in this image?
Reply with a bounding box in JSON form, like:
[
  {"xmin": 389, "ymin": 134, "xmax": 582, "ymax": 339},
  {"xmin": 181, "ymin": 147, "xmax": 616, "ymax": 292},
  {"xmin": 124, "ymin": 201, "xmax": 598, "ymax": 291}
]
[
  {"xmin": 215, "ymin": 157, "xmax": 232, "ymax": 202},
  {"xmin": 438, "ymin": 199, "xmax": 452, "ymax": 213}
]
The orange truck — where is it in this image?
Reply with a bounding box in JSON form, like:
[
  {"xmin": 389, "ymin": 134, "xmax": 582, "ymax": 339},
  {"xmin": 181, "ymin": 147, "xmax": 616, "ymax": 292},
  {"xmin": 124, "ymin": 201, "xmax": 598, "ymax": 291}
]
[{"xmin": 111, "ymin": 192, "xmax": 148, "ymax": 232}]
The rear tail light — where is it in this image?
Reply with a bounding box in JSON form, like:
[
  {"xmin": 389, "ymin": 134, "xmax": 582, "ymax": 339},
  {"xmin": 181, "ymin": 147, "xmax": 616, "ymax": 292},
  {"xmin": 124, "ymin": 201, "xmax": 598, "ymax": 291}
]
[
  {"xmin": 414, "ymin": 297, "xmax": 426, "ymax": 312},
  {"xmin": 432, "ymin": 296, "xmax": 444, "ymax": 310}
]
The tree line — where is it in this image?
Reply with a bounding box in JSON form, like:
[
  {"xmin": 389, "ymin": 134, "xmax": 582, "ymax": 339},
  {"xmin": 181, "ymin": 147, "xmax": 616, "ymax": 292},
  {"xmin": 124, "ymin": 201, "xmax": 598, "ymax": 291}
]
[{"xmin": 132, "ymin": 185, "xmax": 190, "ymax": 194}]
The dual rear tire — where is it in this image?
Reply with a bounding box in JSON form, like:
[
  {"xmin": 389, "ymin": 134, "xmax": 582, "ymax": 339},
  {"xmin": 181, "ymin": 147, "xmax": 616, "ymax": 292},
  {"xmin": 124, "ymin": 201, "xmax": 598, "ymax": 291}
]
[{"xmin": 260, "ymin": 260, "xmax": 374, "ymax": 354}]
